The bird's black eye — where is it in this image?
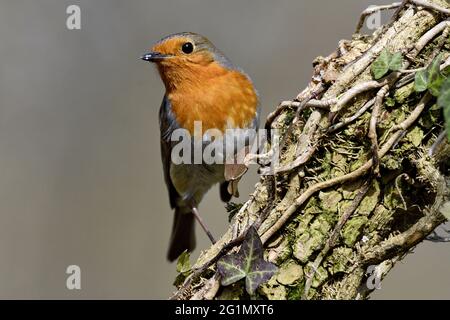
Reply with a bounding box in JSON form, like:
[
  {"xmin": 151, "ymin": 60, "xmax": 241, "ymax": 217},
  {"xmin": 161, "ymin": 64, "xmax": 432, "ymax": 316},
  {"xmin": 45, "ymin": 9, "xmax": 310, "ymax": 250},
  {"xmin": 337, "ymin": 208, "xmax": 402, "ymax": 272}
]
[{"xmin": 181, "ymin": 42, "xmax": 194, "ymax": 54}]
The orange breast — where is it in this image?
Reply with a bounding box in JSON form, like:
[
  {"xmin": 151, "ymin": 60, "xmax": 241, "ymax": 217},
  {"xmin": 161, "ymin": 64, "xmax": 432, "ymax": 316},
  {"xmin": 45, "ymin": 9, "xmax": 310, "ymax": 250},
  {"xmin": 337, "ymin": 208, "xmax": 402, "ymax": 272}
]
[{"xmin": 166, "ymin": 62, "xmax": 258, "ymax": 134}]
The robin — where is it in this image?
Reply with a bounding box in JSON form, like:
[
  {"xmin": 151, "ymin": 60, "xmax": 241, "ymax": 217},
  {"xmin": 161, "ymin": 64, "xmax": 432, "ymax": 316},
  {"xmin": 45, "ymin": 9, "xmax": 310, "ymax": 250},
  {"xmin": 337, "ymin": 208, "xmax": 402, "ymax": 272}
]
[{"xmin": 141, "ymin": 32, "xmax": 259, "ymax": 261}]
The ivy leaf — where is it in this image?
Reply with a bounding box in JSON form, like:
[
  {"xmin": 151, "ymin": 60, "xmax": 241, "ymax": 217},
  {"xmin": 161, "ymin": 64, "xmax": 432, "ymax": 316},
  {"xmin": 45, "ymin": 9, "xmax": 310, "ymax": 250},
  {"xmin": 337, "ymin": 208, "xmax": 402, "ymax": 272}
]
[
  {"xmin": 415, "ymin": 54, "xmax": 446, "ymax": 95},
  {"xmin": 217, "ymin": 255, "xmax": 246, "ymax": 286},
  {"xmin": 428, "ymin": 53, "xmax": 445, "ymax": 97},
  {"xmin": 442, "ymin": 65, "xmax": 450, "ymax": 78},
  {"xmin": 415, "ymin": 69, "xmax": 429, "ymax": 92},
  {"xmin": 245, "ymin": 257, "xmax": 279, "ymax": 295},
  {"xmin": 428, "ymin": 53, "xmax": 443, "ymax": 84},
  {"xmin": 176, "ymin": 251, "xmax": 191, "ymax": 275},
  {"xmin": 225, "ymin": 202, "xmax": 243, "ymax": 223},
  {"xmin": 429, "ymin": 75, "xmax": 445, "ymax": 97},
  {"xmin": 389, "ymin": 52, "xmax": 404, "ymax": 71},
  {"xmin": 217, "ymin": 227, "xmax": 278, "ymax": 295},
  {"xmin": 371, "ymin": 49, "xmax": 391, "ymax": 79},
  {"xmin": 437, "ymin": 76, "xmax": 450, "ymax": 140},
  {"xmin": 173, "ymin": 251, "xmax": 192, "ymax": 287}
]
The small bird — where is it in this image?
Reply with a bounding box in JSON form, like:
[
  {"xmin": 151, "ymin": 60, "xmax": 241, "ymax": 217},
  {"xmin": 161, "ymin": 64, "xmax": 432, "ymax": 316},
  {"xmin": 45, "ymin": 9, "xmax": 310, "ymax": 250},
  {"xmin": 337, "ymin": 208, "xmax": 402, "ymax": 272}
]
[{"xmin": 141, "ymin": 32, "xmax": 259, "ymax": 261}]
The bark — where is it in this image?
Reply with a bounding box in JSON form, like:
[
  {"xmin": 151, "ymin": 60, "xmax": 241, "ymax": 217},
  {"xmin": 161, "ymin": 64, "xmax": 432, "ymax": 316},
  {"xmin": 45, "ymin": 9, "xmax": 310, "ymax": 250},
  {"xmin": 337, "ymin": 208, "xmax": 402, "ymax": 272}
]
[{"xmin": 172, "ymin": 0, "xmax": 450, "ymax": 300}]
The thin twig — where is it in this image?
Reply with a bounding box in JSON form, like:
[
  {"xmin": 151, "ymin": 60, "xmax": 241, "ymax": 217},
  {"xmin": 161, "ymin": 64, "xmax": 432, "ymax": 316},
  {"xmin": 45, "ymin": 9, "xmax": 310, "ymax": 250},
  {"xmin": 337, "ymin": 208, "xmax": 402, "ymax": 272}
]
[
  {"xmin": 395, "ymin": 29, "xmax": 450, "ymax": 88},
  {"xmin": 332, "ymin": 81, "xmax": 385, "ymax": 113},
  {"xmin": 273, "ymin": 80, "xmax": 385, "ymax": 174},
  {"xmin": 328, "ymin": 98, "xmax": 376, "ymax": 133},
  {"xmin": 277, "ymin": 85, "xmax": 325, "ymax": 151},
  {"xmin": 265, "ymin": 98, "xmax": 335, "ymax": 130},
  {"xmin": 413, "ymin": 21, "xmax": 450, "ymax": 55},
  {"xmin": 392, "ymin": 92, "xmax": 432, "ymax": 130},
  {"xmin": 355, "ymin": 2, "xmax": 402, "ymax": 34},
  {"xmin": 398, "ymin": 67, "xmax": 426, "ymax": 73},
  {"xmin": 271, "ymin": 139, "xmax": 319, "ymax": 174},
  {"xmin": 265, "ymin": 101, "xmax": 296, "ymax": 130},
  {"xmin": 410, "ymin": 0, "xmax": 450, "ymax": 15},
  {"xmin": 368, "ymin": 85, "xmax": 390, "ymax": 176},
  {"xmin": 395, "ymin": 173, "xmax": 409, "ymax": 210}
]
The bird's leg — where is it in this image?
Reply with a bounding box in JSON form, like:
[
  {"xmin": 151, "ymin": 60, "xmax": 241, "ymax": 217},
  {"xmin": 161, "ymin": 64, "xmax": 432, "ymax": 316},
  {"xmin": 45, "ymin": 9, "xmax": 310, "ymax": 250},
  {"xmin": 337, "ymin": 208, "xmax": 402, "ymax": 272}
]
[{"xmin": 191, "ymin": 206, "xmax": 216, "ymax": 244}]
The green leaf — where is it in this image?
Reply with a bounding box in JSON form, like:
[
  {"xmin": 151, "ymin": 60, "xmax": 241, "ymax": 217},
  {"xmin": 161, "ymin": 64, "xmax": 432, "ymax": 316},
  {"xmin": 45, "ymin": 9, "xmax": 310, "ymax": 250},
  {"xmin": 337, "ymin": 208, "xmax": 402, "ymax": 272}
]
[
  {"xmin": 217, "ymin": 255, "xmax": 246, "ymax": 286},
  {"xmin": 217, "ymin": 227, "xmax": 278, "ymax": 295},
  {"xmin": 225, "ymin": 202, "xmax": 243, "ymax": 223},
  {"xmin": 389, "ymin": 52, "xmax": 404, "ymax": 71},
  {"xmin": 442, "ymin": 65, "xmax": 450, "ymax": 78},
  {"xmin": 414, "ymin": 54, "xmax": 446, "ymax": 94},
  {"xmin": 428, "ymin": 53, "xmax": 445, "ymax": 96},
  {"xmin": 385, "ymin": 96, "xmax": 396, "ymax": 107},
  {"xmin": 428, "ymin": 54, "xmax": 443, "ymax": 84},
  {"xmin": 429, "ymin": 75, "xmax": 445, "ymax": 97},
  {"xmin": 438, "ymin": 76, "xmax": 450, "ymax": 140},
  {"xmin": 176, "ymin": 251, "xmax": 191, "ymax": 275},
  {"xmin": 372, "ymin": 49, "xmax": 391, "ymax": 79},
  {"xmin": 245, "ymin": 260, "xmax": 278, "ymax": 295},
  {"xmin": 415, "ymin": 69, "xmax": 429, "ymax": 92}
]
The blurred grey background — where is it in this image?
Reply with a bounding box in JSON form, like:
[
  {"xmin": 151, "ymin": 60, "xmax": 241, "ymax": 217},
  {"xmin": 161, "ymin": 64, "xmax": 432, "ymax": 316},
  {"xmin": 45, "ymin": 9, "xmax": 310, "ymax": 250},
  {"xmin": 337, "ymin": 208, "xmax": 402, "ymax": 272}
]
[{"xmin": 0, "ymin": 0, "xmax": 448, "ymax": 299}]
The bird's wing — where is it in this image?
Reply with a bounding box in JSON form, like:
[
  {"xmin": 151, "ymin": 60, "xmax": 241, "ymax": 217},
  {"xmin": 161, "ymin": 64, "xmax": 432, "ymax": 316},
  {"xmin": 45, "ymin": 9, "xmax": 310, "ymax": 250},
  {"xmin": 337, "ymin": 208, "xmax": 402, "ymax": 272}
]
[{"xmin": 159, "ymin": 95, "xmax": 179, "ymax": 209}]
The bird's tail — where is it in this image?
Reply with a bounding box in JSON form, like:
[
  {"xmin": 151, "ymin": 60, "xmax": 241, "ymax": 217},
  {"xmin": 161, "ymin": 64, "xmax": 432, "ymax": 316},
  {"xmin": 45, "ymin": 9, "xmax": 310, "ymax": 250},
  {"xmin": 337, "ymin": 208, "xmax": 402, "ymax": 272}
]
[{"xmin": 167, "ymin": 207, "xmax": 196, "ymax": 262}]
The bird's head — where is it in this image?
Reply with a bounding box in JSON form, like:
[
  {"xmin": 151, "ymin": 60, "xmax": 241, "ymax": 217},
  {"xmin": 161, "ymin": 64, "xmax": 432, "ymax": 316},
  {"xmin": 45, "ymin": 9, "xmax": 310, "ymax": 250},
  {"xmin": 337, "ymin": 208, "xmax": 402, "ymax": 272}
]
[{"xmin": 141, "ymin": 32, "xmax": 234, "ymax": 91}]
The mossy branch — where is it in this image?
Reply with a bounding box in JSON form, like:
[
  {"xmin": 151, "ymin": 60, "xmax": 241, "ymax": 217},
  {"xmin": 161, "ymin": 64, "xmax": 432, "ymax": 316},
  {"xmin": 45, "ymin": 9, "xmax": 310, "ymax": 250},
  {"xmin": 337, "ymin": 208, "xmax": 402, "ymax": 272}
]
[{"xmin": 171, "ymin": 0, "xmax": 450, "ymax": 300}]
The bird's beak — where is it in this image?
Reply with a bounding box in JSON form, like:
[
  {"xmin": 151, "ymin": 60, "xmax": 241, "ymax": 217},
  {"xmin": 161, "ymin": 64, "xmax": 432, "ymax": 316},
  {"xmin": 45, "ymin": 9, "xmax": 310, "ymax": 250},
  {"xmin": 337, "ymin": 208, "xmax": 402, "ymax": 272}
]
[{"xmin": 140, "ymin": 52, "xmax": 171, "ymax": 62}]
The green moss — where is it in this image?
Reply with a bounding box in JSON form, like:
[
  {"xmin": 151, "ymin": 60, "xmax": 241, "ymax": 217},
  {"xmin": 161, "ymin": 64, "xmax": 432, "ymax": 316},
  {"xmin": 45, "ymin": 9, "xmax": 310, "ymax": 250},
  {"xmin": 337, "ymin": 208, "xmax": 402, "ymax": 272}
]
[
  {"xmin": 406, "ymin": 127, "xmax": 424, "ymax": 147},
  {"xmin": 419, "ymin": 103, "xmax": 441, "ymax": 129},
  {"xmin": 304, "ymin": 263, "xmax": 328, "ymax": 288},
  {"xmin": 260, "ymin": 276, "xmax": 287, "ymax": 300},
  {"xmin": 268, "ymin": 236, "xmax": 292, "ymax": 265},
  {"xmin": 383, "ymin": 184, "xmax": 403, "ymax": 210},
  {"xmin": 342, "ymin": 216, "xmax": 368, "ymax": 246},
  {"xmin": 341, "ymin": 181, "xmax": 362, "ymax": 200},
  {"xmin": 286, "ymin": 283, "xmax": 305, "ymax": 300},
  {"xmin": 385, "ymin": 96, "xmax": 396, "ymax": 107},
  {"xmin": 394, "ymin": 82, "xmax": 414, "ymax": 103},
  {"xmin": 391, "ymin": 107, "xmax": 407, "ymax": 126},
  {"xmin": 358, "ymin": 180, "xmax": 380, "ymax": 215},
  {"xmin": 283, "ymin": 110, "xmax": 295, "ymax": 126},
  {"xmin": 294, "ymin": 230, "xmax": 326, "ymax": 263},
  {"xmin": 338, "ymin": 200, "xmax": 354, "ymax": 217},
  {"xmin": 319, "ymin": 190, "xmax": 343, "ymax": 213},
  {"xmin": 311, "ymin": 213, "xmax": 336, "ymax": 234},
  {"xmin": 295, "ymin": 213, "xmax": 315, "ymax": 235},
  {"xmin": 367, "ymin": 204, "xmax": 393, "ymax": 232},
  {"xmin": 301, "ymin": 196, "xmax": 322, "ymax": 216},
  {"xmin": 350, "ymin": 154, "xmax": 368, "ymax": 171},
  {"xmin": 380, "ymin": 154, "xmax": 402, "ymax": 170},
  {"xmin": 320, "ymin": 151, "xmax": 332, "ymax": 176},
  {"xmin": 324, "ymin": 247, "xmax": 354, "ymax": 275},
  {"xmin": 276, "ymin": 261, "xmax": 304, "ymax": 285},
  {"xmin": 331, "ymin": 152, "xmax": 348, "ymax": 177}
]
